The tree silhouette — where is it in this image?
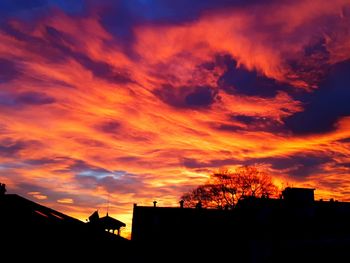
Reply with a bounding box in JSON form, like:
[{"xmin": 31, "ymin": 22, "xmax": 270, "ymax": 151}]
[{"xmin": 181, "ymin": 166, "xmax": 279, "ymax": 209}]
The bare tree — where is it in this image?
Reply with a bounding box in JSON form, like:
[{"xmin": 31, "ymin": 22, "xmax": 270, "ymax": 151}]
[{"xmin": 181, "ymin": 166, "xmax": 278, "ymax": 209}]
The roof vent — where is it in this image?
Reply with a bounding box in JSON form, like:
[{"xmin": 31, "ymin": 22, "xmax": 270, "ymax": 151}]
[{"xmin": 179, "ymin": 200, "xmax": 184, "ymax": 208}]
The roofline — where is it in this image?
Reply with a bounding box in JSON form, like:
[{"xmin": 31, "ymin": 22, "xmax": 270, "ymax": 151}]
[
  {"xmin": 283, "ymin": 187, "xmax": 316, "ymax": 191},
  {"xmin": 5, "ymin": 194, "xmax": 82, "ymax": 223}
]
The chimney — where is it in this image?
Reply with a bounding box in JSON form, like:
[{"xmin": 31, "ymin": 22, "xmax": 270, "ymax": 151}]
[
  {"xmin": 179, "ymin": 200, "xmax": 184, "ymax": 208},
  {"xmin": 195, "ymin": 201, "xmax": 202, "ymax": 209},
  {"xmin": 0, "ymin": 183, "xmax": 6, "ymax": 196},
  {"xmin": 153, "ymin": 200, "xmax": 157, "ymax": 207}
]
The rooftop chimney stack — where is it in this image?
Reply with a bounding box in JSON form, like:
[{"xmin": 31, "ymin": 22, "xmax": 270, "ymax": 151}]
[
  {"xmin": 0, "ymin": 183, "xmax": 6, "ymax": 195},
  {"xmin": 179, "ymin": 200, "xmax": 184, "ymax": 208},
  {"xmin": 195, "ymin": 200, "xmax": 202, "ymax": 209}
]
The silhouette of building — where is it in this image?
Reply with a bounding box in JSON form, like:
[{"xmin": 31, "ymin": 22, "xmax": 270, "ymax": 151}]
[
  {"xmin": 3, "ymin": 184, "xmax": 350, "ymax": 262},
  {"xmin": 88, "ymin": 210, "xmax": 126, "ymax": 236},
  {"xmin": 131, "ymin": 202, "xmax": 232, "ymax": 243},
  {"xmin": 282, "ymin": 187, "xmax": 315, "ymax": 204},
  {"xmin": 131, "ymin": 187, "xmax": 350, "ymax": 262},
  {"xmin": 0, "ymin": 190, "xmax": 130, "ymax": 262}
]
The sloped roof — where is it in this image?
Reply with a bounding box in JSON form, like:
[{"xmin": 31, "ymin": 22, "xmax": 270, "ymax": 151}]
[
  {"xmin": 1, "ymin": 193, "xmax": 130, "ymax": 261},
  {"xmin": 99, "ymin": 214, "xmax": 126, "ymax": 229},
  {"xmin": 0, "ymin": 194, "xmax": 82, "ymax": 225}
]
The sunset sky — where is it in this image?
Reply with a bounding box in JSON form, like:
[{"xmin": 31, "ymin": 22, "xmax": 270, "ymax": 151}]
[{"xmin": 1, "ymin": 0, "xmax": 350, "ymax": 238}]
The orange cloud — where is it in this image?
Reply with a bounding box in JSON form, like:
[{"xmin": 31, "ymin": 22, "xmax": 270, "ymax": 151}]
[{"xmin": 57, "ymin": 198, "xmax": 74, "ymax": 204}]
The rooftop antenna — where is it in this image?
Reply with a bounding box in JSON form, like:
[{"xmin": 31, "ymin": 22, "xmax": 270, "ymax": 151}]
[{"xmin": 106, "ymin": 192, "xmax": 110, "ymax": 216}]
